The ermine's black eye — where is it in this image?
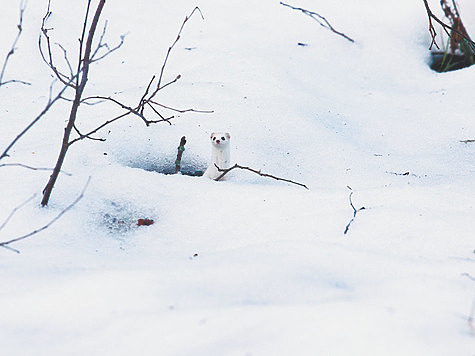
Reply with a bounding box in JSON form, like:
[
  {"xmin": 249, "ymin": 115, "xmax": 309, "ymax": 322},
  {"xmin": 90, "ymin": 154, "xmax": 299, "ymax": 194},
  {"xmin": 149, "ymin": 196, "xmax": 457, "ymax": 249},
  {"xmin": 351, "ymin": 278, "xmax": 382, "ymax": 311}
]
[
  {"xmin": 221, "ymin": 137, "xmax": 225, "ymax": 141},
  {"xmin": 212, "ymin": 137, "xmax": 216, "ymax": 141}
]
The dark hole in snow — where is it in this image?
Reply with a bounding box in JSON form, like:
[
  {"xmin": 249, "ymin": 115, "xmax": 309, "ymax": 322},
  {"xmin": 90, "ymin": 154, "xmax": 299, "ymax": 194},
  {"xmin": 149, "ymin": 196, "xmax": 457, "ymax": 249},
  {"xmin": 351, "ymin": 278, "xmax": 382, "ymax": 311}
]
[
  {"xmin": 430, "ymin": 52, "xmax": 474, "ymax": 72},
  {"xmin": 124, "ymin": 154, "xmax": 207, "ymax": 177}
]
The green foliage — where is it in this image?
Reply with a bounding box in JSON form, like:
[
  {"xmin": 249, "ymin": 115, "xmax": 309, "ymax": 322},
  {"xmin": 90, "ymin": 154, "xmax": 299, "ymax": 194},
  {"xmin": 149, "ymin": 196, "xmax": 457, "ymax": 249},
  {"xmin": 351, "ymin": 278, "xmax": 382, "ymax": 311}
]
[{"xmin": 433, "ymin": 36, "xmax": 475, "ymax": 73}]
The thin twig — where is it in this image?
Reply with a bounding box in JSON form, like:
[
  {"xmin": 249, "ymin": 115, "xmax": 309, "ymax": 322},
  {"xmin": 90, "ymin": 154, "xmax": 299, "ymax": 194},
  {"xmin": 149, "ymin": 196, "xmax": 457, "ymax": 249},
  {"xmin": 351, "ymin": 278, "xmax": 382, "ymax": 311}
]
[
  {"xmin": 215, "ymin": 163, "xmax": 308, "ymax": 189},
  {"xmin": 280, "ymin": 2, "xmax": 355, "ymax": 43},
  {"xmin": 422, "ymin": 0, "xmax": 475, "ymax": 52},
  {"xmin": 69, "ymin": 95, "xmax": 175, "ymax": 146},
  {"xmin": 90, "ymin": 20, "xmax": 126, "ymax": 63},
  {"xmin": 55, "ymin": 42, "xmax": 74, "ymax": 78},
  {"xmin": 77, "ymin": 0, "xmax": 92, "ymax": 78},
  {"xmin": 145, "ymin": 102, "xmax": 174, "ymax": 125},
  {"xmin": 68, "ymin": 110, "xmax": 134, "ymax": 146},
  {"xmin": 72, "ymin": 123, "xmax": 105, "ymax": 142},
  {"xmin": 156, "ymin": 7, "xmax": 204, "ymax": 91},
  {"xmin": 149, "ymin": 100, "xmax": 214, "ymax": 114},
  {"xmin": 344, "ymin": 186, "xmax": 365, "ymax": 235},
  {"xmin": 74, "ymin": 6, "xmax": 208, "ymax": 141},
  {"xmin": 0, "ymin": 163, "xmax": 72, "ymax": 175},
  {"xmin": 0, "ymin": 0, "xmax": 31, "ymax": 87},
  {"xmin": 39, "ymin": 0, "xmax": 77, "ymax": 88},
  {"xmin": 139, "ymin": 6, "xmax": 205, "ymax": 114},
  {"xmin": 0, "ymin": 79, "xmax": 73, "ymax": 161},
  {"xmin": 468, "ymin": 292, "xmax": 475, "ymax": 336},
  {"xmin": 81, "ymin": 95, "xmax": 149, "ymax": 123},
  {"xmin": 138, "ymin": 75, "xmax": 155, "ymax": 115},
  {"xmin": 0, "ymin": 194, "xmax": 37, "ymax": 232},
  {"xmin": 0, "ymin": 176, "xmax": 91, "ymax": 253}
]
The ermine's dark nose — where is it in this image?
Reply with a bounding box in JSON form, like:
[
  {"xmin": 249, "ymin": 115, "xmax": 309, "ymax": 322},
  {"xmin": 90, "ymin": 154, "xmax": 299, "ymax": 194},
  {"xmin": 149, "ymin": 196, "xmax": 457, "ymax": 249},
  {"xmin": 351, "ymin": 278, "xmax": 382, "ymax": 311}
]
[{"xmin": 216, "ymin": 140, "xmax": 220, "ymax": 144}]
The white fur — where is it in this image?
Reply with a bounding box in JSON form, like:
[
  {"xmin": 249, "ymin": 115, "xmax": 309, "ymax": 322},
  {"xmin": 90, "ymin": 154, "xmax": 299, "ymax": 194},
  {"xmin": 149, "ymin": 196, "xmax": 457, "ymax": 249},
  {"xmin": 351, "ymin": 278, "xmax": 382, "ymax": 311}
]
[{"xmin": 203, "ymin": 132, "xmax": 231, "ymax": 179}]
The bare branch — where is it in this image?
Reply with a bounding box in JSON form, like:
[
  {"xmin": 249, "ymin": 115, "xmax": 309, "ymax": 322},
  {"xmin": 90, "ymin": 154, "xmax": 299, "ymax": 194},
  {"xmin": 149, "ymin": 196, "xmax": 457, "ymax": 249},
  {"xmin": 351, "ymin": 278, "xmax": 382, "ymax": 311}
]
[
  {"xmin": 145, "ymin": 102, "xmax": 174, "ymax": 125},
  {"xmin": 138, "ymin": 6, "xmax": 204, "ymax": 111},
  {"xmin": 0, "ymin": 176, "xmax": 91, "ymax": 253},
  {"xmin": 215, "ymin": 163, "xmax": 308, "ymax": 189},
  {"xmin": 41, "ymin": 3, "xmax": 208, "ymax": 205},
  {"xmin": 72, "ymin": 95, "xmax": 174, "ymax": 143},
  {"xmin": 344, "ymin": 186, "xmax": 365, "ymax": 235},
  {"xmin": 82, "ymin": 95, "xmax": 148, "ymax": 120},
  {"xmin": 0, "ymin": 78, "xmax": 31, "ymax": 86},
  {"xmin": 121, "ymin": 8, "xmax": 209, "ymax": 127},
  {"xmin": 157, "ymin": 74, "xmax": 181, "ymax": 91},
  {"xmin": 68, "ymin": 110, "xmax": 133, "ymax": 146},
  {"xmin": 0, "ymin": 194, "xmax": 37, "ymax": 233},
  {"xmin": 55, "ymin": 42, "xmax": 74, "ymax": 78},
  {"xmin": 39, "ymin": 14, "xmax": 76, "ymax": 88},
  {"xmin": 422, "ymin": 0, "xmax": 475, "ymax": 52},
  {"xmin": 138, "ymin": 75, "xmax": 156, "ymax": 115},
  {"xmin": 0, "ymin": 163, "xmax": 72, "ymax": 176},
  {"xmin": 41, "ymin": 0, "xmax": 106, "ymax": 206},
  {"xmin": 280, "ymin": 2, "xmax": 355, "ymax": 43},
  {"xmin": 76, "ymin": 0, "xmax": 92, "ymax": 87},
  {"xmin": 156, "ymin": 7, "xmax": 204, "ymax": 91},
  {"xmin": 72, "ymin": 123, "xmax": 105, "ymax": 142},
  {"xmin": 90, "ymin": 21, "xmax": 126, "ymax": 63},
  {"xmin": 149, "ymin": 100, "xmax": 214, "ymax": 114},
  {"xmin": 0, "ymin": 0, "xmax": 31, "ymax": 87},
  {"xmin": 0, "ymin": 79, "xmax": 73, "ymax": 161}
]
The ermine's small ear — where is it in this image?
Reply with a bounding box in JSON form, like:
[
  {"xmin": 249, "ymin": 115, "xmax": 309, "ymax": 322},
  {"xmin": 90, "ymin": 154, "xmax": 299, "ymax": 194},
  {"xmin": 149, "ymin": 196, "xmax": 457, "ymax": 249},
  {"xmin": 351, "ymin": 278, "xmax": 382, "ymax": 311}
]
[
  {"xmin": 210, "ymin": 132, "xmax": 215, "ymax": 139},
  {"xmin": 225, "ymin": 132, "xmax": 230, "ymax": 139}
]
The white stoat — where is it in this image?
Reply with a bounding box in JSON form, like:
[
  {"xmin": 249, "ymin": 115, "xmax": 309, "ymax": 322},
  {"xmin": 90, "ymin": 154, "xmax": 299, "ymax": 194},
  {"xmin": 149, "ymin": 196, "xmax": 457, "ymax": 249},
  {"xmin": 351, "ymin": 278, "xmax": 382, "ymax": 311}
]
[{"xmin": 203, "ymin": 132, "xmax": 231, "ymax": 179}]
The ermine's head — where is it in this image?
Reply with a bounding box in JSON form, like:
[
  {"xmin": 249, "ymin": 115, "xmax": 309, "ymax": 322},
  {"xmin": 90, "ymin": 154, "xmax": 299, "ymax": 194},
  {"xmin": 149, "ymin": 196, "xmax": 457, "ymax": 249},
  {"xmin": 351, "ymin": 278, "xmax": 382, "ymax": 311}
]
[{"xmin": 210, "ymin": 132, "xmax": 230, "ymax": 147}]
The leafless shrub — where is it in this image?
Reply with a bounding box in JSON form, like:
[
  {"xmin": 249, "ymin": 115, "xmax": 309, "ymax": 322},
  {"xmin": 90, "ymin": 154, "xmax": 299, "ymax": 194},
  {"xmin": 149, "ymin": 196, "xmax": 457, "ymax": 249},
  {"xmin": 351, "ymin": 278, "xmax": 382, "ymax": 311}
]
[{"xmin": 38, "ymin": 1, "xmax": 208, "ymax": 206}]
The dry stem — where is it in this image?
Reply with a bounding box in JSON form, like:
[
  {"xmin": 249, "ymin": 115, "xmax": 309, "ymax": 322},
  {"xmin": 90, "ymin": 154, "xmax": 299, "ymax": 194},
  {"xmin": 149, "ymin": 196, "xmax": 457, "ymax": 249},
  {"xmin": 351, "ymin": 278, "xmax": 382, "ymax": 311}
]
[
  {"xmin": 0, "ymin": 0, "xmax": 31, "ymax": 87},
  {"xmin": 344, "ymin": 186, "xmax": 365, "ymax": 235},
  {"xmin": 215, "ymin": 163, "xmax": 308, "ymax": 189},
  {"xmin": 0, "ymin": 177, "xmax": 91, "ymax": 253},
  {"xmin": 422, "ymin": 0, "xmax": 475, "ymax": 52},
  {"xmin": 280, "ymin": 2, "xmax": 354, "ymax": 43}
]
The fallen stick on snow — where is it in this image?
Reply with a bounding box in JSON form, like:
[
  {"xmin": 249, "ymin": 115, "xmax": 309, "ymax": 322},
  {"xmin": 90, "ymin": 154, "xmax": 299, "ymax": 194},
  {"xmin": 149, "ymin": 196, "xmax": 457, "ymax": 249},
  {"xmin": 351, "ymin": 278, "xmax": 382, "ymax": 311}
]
[
  {"xmin": 344, "ymin": 186, "xmax": 365, "ymax": 235},
  {"xmin": 280, "ymin": 2, "xmax": 355, "ymax": 43},
  {"xmin": 214, "ymin": 163, "xmax": 308, "ymax": 190}
]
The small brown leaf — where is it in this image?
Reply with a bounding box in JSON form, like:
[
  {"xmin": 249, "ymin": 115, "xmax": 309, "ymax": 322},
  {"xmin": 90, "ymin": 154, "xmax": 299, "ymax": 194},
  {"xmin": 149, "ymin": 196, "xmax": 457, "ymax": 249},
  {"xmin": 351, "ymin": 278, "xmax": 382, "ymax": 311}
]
[{"xmin": 137, "ymin": 218, "xmax": 154, "ymax": 226}]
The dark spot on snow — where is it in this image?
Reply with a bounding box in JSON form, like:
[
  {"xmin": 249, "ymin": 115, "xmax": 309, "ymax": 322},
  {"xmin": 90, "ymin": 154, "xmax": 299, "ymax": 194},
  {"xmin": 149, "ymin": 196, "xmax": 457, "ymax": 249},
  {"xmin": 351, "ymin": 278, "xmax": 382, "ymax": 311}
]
[
  {"xmin": 430, "ymin": 52, "xmax": 474, "ymax": 72},
  {"xmin": 98, "ymin": 201, "xmax": 155, "ymax": 235},
  {"xmin": 123, "ymin": 154, "xmax": 207, "ymax": 177}
]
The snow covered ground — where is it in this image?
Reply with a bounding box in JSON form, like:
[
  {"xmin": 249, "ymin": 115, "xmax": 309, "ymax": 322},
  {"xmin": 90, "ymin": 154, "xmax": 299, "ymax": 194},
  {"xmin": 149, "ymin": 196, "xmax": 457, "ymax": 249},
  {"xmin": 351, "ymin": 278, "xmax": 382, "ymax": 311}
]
[{"xmin": 1, "ymin": 0, "xmax": 474, "ymax": 355}]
